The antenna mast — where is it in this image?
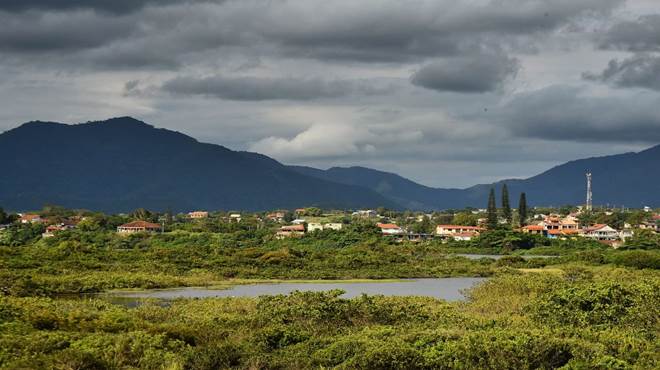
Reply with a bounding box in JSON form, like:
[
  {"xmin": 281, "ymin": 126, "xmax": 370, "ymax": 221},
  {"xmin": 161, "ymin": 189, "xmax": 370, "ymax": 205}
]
[{"xmin": 586, "ymin": 172, "xmax": 592, "ymax": 211}]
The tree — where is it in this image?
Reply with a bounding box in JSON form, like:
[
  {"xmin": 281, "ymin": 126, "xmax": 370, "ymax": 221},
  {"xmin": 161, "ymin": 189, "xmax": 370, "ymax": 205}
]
[
  {"xmin": 0, "ymin": 207, "xmax": 8, "ymax": 224},
  {"xmin": 452, "ymin": 212, "xmax": 478, "ymax": 226},
  {"xmin": 518, "ymin": 193, "xmax": 528, "ymax": 227},
  {"xmin": 487, "ymin": 188, "xmax": 498, "ymax": 230},
  {"xmin": 501, "ymin": 184, "xmax": 511, "ymax": 224}
]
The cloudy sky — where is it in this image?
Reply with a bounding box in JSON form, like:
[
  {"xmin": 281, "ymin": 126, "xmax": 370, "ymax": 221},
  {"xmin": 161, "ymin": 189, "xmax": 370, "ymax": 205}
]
[{"xmin": 1, "ymin": 0, "xmax": 659, "ymax": 187}]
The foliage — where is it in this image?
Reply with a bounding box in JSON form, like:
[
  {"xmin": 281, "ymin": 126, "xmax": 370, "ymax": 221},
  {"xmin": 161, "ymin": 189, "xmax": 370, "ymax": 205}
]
[
  {"xmin": 0, "ymin": 270, "xmax": 657, "ymax": 369},
  {"xmin": 501, "ymin": 184, "xmax": 511, "ymax": 224},
  {"xmin": 487, "ymin": 188, "xmax": 498, "ymax": 230},
  {"xmin": 518, "ymin": 192, "xmax": 527, "ymax": 227}
]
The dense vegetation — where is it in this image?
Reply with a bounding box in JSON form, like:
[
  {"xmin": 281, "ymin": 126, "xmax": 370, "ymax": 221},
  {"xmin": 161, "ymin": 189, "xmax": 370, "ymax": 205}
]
[
  {"xmin": 1, "ymin": 269, "xmax": 658, "ymax": 369},
  {"xmin": 1, "ymin": 206, "xmax": 659, "ymax": 369}
]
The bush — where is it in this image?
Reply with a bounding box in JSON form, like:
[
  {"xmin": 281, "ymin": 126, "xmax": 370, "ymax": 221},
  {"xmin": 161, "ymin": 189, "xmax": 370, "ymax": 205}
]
[{"xmin": 607, "ymin": 250, "xmax": 660, "ymax": 269}]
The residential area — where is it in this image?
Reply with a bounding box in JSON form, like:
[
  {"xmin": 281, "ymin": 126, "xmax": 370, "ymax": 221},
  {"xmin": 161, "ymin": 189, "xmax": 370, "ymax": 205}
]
[{"xmin": 1, "ymin": 202, "xmax": 658, "ymax": 249}]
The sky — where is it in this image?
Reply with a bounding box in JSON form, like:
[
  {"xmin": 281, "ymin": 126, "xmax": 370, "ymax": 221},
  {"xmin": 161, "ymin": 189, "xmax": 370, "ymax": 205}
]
[{"xmin": 1, "ymin": 0, "xmax": 659, "ymax": 188}]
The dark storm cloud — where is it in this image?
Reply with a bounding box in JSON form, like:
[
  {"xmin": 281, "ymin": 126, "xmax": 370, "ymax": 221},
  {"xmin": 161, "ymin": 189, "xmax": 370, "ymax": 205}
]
[
  {"xmin": 501, "ymin": 86, "xmax": 660, "ymax": 143},
  {"xmin": 161, "ymin": 75, "xmax": 391, "ymax": 101},
  {"xmin": 410, "ymin": 52, "xmax": 520, "ymax": 93},
  {"xmin": 0, "ymin": 11, "xmax": 136, "ymax": 52},
  {"xmin": 0, "ymin": 0, "xmax": 626, "ymax": 68},
  {"xmin": 258, "ymin": 0, "xmax": 624, "ymax": 62},
  {"xmin": 0, "ymin": 0, "xmax": 208, "ymax": 14},
  {"xmin": 583, "ymin": 54, "xmax": 660, "ymax": 91},
  {"xmin": 599, "ymin": 14, "xmax": 660, "ymax": 52}
]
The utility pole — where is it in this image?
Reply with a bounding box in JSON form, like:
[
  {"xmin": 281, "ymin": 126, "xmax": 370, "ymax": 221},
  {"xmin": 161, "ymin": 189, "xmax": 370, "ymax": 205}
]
[{"xmin": 586, "ymin": 172, "xmax": 592, "ymax": 212}]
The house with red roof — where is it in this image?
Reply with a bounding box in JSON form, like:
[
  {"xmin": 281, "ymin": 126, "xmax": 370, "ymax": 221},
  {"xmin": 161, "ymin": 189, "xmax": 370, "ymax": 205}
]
[
  {"xmin": 521, "ymin": 225, "xmax": 545, "ymax": 235},
  {"xmin": 581, "ymin": 224, "xmax": 619, "ymax": 241},
  {"xmin": 117, "ymin": 220, "xmax": 162, "ymax": 234},
  {"xmin": 436, "ymin": 225, "xmax": 484, "ymax": 236},
  {"xmin": 276, "ymin": 224, "xmax": 305, "ymax": 238}
]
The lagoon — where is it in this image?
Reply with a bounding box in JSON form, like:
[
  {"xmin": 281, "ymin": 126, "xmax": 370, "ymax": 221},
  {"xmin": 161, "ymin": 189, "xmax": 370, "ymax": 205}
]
[{"xmin": 106, "ymin": 277, "xmax": 487, "ymax": 302}]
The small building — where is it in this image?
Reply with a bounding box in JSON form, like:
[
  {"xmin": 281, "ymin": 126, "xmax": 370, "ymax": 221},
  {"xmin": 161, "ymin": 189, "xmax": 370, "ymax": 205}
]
[
  {"xmin": 19, "ymin": 214, "xmax": 42, "ymax": 224},
  {"xmin": 307, "ymin": 222, "xmax": 343, "ymax": 232},
  {"xmin": 307, "ymin": 222, "xmax": 323, "ymax": 232},
  {"xmin": 42, "ymin": 223, "xmax": 75, "ymax": 238},
  {"xmin": 352, "ymin": 210, "xmax": 377, "ymax": 218},
  {"xmin": 229, "ymin": 214, "xmax": 241, "ymax": 222},
  {"xmin": 188, "ymin": 211, "xmax": 209, "ymax": 219},
  {"xmin": 377, "ymin": 223, "xmax": 405, "ymax": 235},
  {"xmin": 436, "ymin": 225, "xmax": 485, "ymax": 236},
  {"xmin": 619, "ymin": 229, "xmax": 634, "ymax": 240},
  {"xmin": 117, "ymin": 220, "xmax": 162, "ymax": 234},
  {"xmin": 521, "ymin": 225, "xmax": 545, "ymax": 235},
  {"xmin": 291, "ymin": 219, "xmax": 306, "ymax": 225},
  {"xmin": 582, "ymin": 224, "xmax": 619, "ymax": 241},
  {"xmin": 267, "ymin": 212, "xmax": 286, "ymax": 222},
  {"xmin": 276, "ymin": 224, "xmax": 305, "ymax": 238}
]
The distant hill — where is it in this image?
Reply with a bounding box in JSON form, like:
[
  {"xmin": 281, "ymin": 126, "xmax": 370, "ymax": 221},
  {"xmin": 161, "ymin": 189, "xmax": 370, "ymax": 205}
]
[
  {"xmin": 291, "ymin": 144, "xmax": 660, "ymax": 209},
  {"xmin": 2, "ymin": 117, "xmax": 657, "ymax": 212},
  {"xmin": 0, "ymin": 117, "xmax": 395, "ymax": 212}
]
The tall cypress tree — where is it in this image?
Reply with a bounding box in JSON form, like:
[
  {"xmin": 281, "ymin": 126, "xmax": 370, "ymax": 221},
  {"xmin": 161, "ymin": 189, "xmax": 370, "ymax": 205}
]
[
  {"xmin": 487, "ymin": 188, "xmax": 498, "ymax": 230},
  {"xmin": 501, "ymin": 184, "xmax": 511, "ymax": 224},
  {"xmin": 518, "ymin": 192, "xmax": 528, "ymax": 227}
]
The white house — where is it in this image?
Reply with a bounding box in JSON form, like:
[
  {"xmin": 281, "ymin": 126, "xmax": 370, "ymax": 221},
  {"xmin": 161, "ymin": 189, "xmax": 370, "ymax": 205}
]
[
  {"xmin": 436, "ymin": 225, "xmax": 485, "ymax": 236},
  {"xmin": 352, "ymin": 210, "xmax": 377, "ymax": 218},
  {"xmin": 582, "ymin": 224, "xmax": 619, "ymax": 241},
  {"xmin": 377, "ymin": 223, "xmax": 404, "ymax": 235},
  {"xmin": 307, "ymin": 222, "xmax": 343, "ymax": 232}
]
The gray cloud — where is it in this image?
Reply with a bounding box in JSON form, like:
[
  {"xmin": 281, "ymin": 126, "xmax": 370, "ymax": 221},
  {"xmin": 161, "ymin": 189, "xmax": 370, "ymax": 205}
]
[
  {"xmin": 0, "ymin": 0, "xmax": 625, "ymax": 68},
  {"xmin": 583, "ymin": 54, "xmax": 660, "ymax": 91},
  {"xmin": 599, "ymin": 14, "xmax": 660, "ymax": 52},
  {"xmin": 410, "ymin": 52, "xmax": 520, "ymax": 93},
  {"xmin": 162, "ymin": 75, "xmax": 392, "ymax": 101},
  {"xmin": 0, "ymin": 0, "xmax": 208, "ymax": 14},
  {"xmin": 500, "ymin": 85, "xmax": 660, "ymax": 143},
  {"xmin": 0, "ymin": 11, "xmax": 136, "ymax": 53}
]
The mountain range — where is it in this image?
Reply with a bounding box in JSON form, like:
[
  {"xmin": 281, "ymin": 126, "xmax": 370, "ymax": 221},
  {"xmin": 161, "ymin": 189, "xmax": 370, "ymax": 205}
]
[{"xmin": 1, "ymin": 117, "xmax": 658, "ymax": 212}]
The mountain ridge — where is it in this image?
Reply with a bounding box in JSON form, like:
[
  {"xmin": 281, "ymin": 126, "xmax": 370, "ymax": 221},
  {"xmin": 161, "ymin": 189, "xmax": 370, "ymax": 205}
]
[
  {"xmin": 290, "ymin": 144, "xmax": 660, "ymax": 209},
  {"xmin": 0, "ymin": 117, "xmax": 396, "ymax": 212},
  {"xmin": 2, "ymin": 116, "xmax": 658, "ymax": 211}
]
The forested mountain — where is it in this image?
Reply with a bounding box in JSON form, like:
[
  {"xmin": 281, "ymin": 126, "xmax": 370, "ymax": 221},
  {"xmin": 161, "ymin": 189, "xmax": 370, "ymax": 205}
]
[
  {"xmin": 291, "ymin": 144, "xmax": 660, "ymax": 209},
  {"xmin": 0, "ymin": 117, "xmax": 395, "ymax": 212},
  {"xmin": 2, "ymin": 116, "xmax": 657, "ymax": 212}
]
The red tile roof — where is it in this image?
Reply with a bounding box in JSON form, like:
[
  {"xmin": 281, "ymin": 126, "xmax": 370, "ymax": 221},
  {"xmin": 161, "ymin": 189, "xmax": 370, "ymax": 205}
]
[
  {"xmin": 377, "ymin": 223, "xmax": 401, "ymax": 229},
  {"xmin": 281, "ymin": 224, "xmax": 305, "ymax": 231},
  {"xmin": 523, "ymin": 225, "xmax": 544, "ymax": 231},
  {"xmin": 119, "ymin": 221, "xmax": 161, "ymax": 229}
]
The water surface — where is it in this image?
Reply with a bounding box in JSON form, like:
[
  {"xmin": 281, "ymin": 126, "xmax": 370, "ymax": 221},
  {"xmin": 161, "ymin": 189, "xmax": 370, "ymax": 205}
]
[
  {"xmin": 452, "ymin": 253, "xmax": 557, "ymax": 260},
  {"xmin": 108, "ymin": 278, "xmax": 487, "ymax": 302}
]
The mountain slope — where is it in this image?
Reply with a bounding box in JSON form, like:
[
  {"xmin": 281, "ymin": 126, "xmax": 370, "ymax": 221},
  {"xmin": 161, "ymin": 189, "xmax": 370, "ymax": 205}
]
[
  {"xmin": 290, "ymin": 145, "xmax": 660, "ymax": 209},
  {"xmin": 0, "ymin": 117, "xmax": 396, "ymax": 212}
]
